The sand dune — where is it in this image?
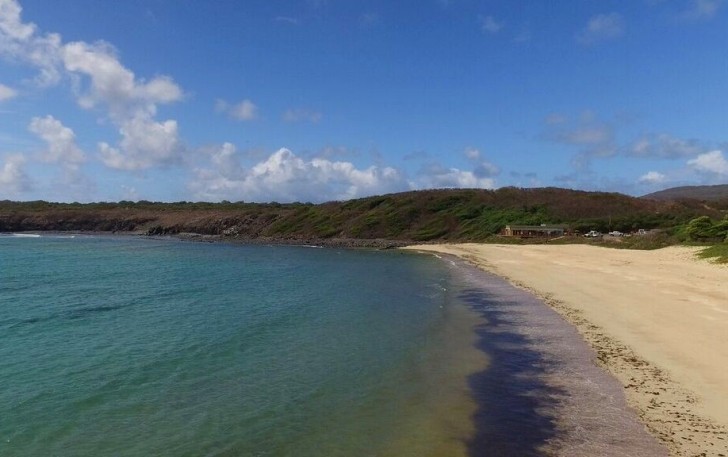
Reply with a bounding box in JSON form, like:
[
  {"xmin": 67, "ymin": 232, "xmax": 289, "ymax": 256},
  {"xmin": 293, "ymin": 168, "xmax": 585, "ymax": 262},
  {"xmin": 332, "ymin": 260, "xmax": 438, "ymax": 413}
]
[{"xmin": 404, "ymin": 244, "xmax": 728, "ymax": 457}]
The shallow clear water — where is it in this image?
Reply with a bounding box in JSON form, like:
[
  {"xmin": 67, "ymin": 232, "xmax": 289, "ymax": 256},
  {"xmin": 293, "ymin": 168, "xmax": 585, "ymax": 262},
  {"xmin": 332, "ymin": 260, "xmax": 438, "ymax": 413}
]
[{"xmin": 0, "ymin": 236, "xmax": 485, "ymax": 456}]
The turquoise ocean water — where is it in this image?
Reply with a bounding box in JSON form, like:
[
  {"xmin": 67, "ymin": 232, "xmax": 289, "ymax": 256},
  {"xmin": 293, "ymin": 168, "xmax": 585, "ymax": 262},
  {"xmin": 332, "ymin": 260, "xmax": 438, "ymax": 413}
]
[{"xmin": 0, "ymin": 235, "xmax": 486, "ymax": 456}]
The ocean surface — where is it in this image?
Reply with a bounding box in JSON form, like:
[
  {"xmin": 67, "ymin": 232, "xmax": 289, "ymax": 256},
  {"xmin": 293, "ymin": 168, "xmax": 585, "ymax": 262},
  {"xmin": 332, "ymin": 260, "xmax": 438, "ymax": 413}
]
[
  {"xmin": 0, "ymin": 235, "xmax": 667, "ymax": 457},
  {"xmin": 0, "ymin": 235, "xmax": 486, "ymax": 457}
]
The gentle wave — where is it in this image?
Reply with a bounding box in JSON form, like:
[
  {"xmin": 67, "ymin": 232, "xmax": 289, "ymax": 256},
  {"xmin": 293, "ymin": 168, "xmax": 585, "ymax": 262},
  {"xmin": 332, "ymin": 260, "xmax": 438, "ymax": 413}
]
[
  {"xmin": 3, "ymin": 233, "xmax": 77, "ymax": 239},
  {"xmin": 0, "ymin": 237, "xmax": 482, "ymax": 457}
]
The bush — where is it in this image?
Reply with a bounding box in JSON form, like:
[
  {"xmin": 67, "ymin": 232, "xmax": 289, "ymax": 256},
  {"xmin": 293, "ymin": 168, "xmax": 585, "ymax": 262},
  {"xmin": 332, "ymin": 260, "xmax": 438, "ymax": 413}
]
[{"xmin": 685, "ymin": 216, "xmax": 719, "ymax": 241}]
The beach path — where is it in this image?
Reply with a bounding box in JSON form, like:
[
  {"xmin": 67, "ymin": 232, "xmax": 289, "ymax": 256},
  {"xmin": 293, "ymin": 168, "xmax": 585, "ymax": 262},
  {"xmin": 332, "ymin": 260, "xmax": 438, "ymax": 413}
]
[{"xmin": 404, "ymin": 244, "xmax": 728, "ymax": 456}]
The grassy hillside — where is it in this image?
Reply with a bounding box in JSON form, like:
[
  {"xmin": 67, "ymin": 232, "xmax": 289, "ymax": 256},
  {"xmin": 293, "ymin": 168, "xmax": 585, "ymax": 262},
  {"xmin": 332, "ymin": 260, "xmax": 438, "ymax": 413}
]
[
  {"xmin": 643, "ymin": 184, "xmax": 728, "ymax": 207},
  {"xmin": 1, "ymin": 187, "xmax": 720, "ymax": 243}
]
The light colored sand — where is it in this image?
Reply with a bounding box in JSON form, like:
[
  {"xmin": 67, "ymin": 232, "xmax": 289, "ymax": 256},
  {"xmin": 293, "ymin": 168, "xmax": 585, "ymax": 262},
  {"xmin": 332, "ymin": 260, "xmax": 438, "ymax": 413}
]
[{"xmin": 403, "ymin": 243, "xmax": 728, "ymax": 457}]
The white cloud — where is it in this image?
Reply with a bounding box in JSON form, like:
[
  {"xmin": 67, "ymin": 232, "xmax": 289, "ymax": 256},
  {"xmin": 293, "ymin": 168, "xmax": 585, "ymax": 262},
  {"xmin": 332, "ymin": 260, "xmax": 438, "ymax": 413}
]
[
  {"xmin": 1, "ymin": 1, "xmax": 185, "ymax": 170},
  {"xmin": 216, "ymin": 99, "xmax": 258, "ymax": 121},
  {"xmin": 464, "ymin": 147, "xmax": 480, "ymax": 160},
  {"xmin": 577, "ymin": 13, "xmax": 625, "ymax": 45},
  {"xmin": 478, "ymin": 15, "xmax": 503, "ymax": 34},
  {"xmin": 28, "ymin": 115, "xmax": 85, "ymax": 165},
  {"xmin": 0, "ymin": 82, "xmax": 17, "ymax": 101},
  {"xmin": 191, "ymin": 146, "xmax": 408, "ymax": 202},
  {"xmin": 61, "ymin": 41, "xmax": 182, "ymax": 118},
  {"xmin": 230, "ymin": 100, "xmax": 258, "ymax": 121},
  {"xmin": 283, "ymin": 108, "xmax": 322, "ymax": 124},
  {"xmin": 638, "ymin": 171, "xmax": 667, "ymax": 184},
  {"xmin": 415, "ymin": 163, "xmax": 496, "ymax": 189},
  {"xmin": 99, "ymin": 114, "xmax": 181, "ymax": 170},
  {"xmin": 0, "ymin": 0, "xmax": 34, "ymax": 41},
  {"xmin": 0, "ymin": 0, "xmax": 62, "ymax": 85},
  {"xmin": 687, "ymin": 150, "xmax": 728, "ymax": 175},
  {"xmin": 61, "ymin": 41, "xmax": 184, "ymax": 169},
  {"xmin": 27, "ymin": 115, "xmax": 94, "ymax": 197},
  {"xmin": 0, "ymin": 153, "xmax": 30, "ymax": 194}
]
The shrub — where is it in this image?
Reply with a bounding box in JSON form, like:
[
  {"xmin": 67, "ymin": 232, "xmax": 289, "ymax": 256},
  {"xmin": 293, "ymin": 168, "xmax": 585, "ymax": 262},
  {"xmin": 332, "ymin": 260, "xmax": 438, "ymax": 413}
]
[{"xmin": 685, "ymin": 216, "xmax": 717, "ymax": 241}]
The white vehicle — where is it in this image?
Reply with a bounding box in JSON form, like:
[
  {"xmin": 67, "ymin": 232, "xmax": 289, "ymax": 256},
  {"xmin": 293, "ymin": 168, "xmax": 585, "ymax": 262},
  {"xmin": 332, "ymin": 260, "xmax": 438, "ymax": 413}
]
[
  {"xmin": 608, "ymin": 231, "xmax": 624, "ymax": 237},
  {"xmin": 584, "ymin": 230, "xmax": 602, "ymax": 237}
]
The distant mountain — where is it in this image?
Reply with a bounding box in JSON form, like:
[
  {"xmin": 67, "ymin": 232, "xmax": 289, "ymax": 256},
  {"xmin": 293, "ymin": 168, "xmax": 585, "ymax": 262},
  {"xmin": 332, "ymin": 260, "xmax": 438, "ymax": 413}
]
[
  {"xmin": 1, "ymin": 187, "xmax": 720, "ymax": 242},
  {"xmin": 642, "ymin": 184, "xmax": 728, "ymax": 202}
]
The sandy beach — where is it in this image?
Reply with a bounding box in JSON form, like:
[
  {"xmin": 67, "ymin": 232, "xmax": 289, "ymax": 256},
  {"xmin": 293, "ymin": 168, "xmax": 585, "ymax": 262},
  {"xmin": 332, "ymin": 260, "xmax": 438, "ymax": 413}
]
[{"xmin": 403, "ymin": 244, "xmax": 728, "ymax": 457}]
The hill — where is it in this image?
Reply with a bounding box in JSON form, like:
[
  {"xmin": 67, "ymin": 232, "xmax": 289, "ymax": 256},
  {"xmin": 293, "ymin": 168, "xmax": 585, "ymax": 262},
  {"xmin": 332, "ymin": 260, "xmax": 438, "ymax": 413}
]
[
  {"xmin": 0, "ymin": 187, "xmax": 720, "ymax": 244},
  {"xmin": 643, "ymin": 184, "xmax": 728, "ymax": 203}
]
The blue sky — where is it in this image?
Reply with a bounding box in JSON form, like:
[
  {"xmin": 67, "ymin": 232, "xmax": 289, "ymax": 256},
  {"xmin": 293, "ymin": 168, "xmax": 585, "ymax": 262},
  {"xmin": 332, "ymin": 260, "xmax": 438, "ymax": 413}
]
[{"xmin": 1, "ymin": 0, "xmax": 727, "ymax": 203}]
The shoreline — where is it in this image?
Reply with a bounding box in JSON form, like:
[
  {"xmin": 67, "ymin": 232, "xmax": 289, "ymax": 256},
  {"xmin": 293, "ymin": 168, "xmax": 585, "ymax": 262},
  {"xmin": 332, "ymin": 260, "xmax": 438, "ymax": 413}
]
[
  {"xmin": 0, "ymin": 230, "xmax": 411, "ymax": 249},
  {"xmin": 445, "ymin": 256, "xmax": 667, "ymax": 456},
  {"xmin": 403, "ymin": 244, "xmax": 728, "ymax": 457}
]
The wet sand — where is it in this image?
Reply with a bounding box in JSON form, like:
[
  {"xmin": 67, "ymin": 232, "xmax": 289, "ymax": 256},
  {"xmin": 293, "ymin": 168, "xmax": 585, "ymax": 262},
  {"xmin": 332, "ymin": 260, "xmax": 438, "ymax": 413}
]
[{"xmin": 404, "ymin": 244, "xmax": 728, "ymax": 457}]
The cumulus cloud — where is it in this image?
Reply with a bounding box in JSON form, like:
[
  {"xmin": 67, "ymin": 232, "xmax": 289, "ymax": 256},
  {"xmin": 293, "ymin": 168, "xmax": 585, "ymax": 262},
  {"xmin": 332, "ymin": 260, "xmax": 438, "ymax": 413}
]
[
  {"xmin": 190, "ymin": 146, "xmax": 408, "ymax": 202},
  {"xmin": 216, "ymin": 99, "xmax": 258, "ymax": 121},
  {"xmin": 0, "ymin": 82, "xmax": 17, "ymax": 101},
  {"xmin": 414, "ymin": 163, "xmax": 496, "ymax": 189},
  {"xmin": 577, "ymin": 13, "xmax": 625, "ymax": 45},
  {"xmin": 638, "ymin": 171, "xmax": 667, "ymax": 184},
  {"xmin": 62, "ymin": 41, "xmax": 182, "ymax": 117},
  {"xmin": 99, "ymin": 114, "xmax": 181, "ymax": 170},
  {"xmin": 1, "ymin": 0, "xmax": 185, "ymax": 170},
  {"xmin": 0, "ymin": 153, "xmax": 30, "ymax": 194},
  {"xmin": 27, "ymin": 115, "xmax": 95, "ymax": 197},
  {"xmin": 28, "ymin": 115, "xmax": 85, "ymax": 165},
  {"xmin": 0, "ymin": 0, "xmax": 34, "ymax": 41},
  {"xmin": 0, "ymin": 0, "xmax": 62, "ymax": 85},
  {"xmin": 478, "ymin": 15, "xmax": 503, "ymax": 34},
  {"xmin": 62, "ymin": 40, "xmax": 185, "ymax": 170},
  {"xmin": 687, "ymin": 150, "xmax": 728, "ymax": 175},
  {"xmin": 282, "ymin": 108, "xmax": 322, "ymax": 124}
]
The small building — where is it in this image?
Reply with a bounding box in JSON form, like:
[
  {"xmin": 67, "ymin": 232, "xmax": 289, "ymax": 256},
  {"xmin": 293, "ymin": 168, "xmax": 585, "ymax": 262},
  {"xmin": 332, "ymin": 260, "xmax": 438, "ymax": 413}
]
[{"xmin": 502, "ymin": 224, "xmax": 567, "ymax": 238}]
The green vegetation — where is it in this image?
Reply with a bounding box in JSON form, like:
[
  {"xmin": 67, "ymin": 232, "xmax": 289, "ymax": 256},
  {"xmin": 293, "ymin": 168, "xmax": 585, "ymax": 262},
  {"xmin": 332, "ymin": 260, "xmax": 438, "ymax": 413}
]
[
  {"xmin": 677, "ymin": 215, "xmax": 728, "ymax": 242},
  {"xmin": 697, "ymin": 243, "xmax": 728, "ymax": 264},
  {"xmin": 1, "ymin": 188, "xmax": 726, "ymax": 247}
]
